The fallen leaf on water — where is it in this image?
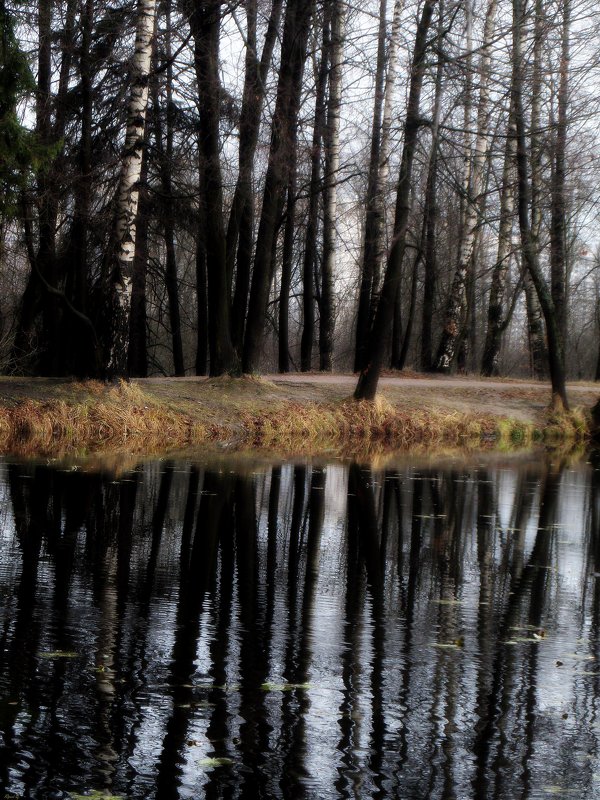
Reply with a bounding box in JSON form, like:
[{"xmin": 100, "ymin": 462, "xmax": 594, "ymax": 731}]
[
  {"xmin": 433, "ymin": 599, "xmax": 464, "ymax": 606},
  {"xmin": 38, "ymin": 651, "xmax": 79, "ymax": 659},
  {"xmin": 199, "ymin": 757, "xmax": 234, "ymax": 769},
  {"xmin": 69, "ymin": 792, "xmax": 124, "ymax": 800},
  {"xmin": 504, "ymin": 636, "xmax": 544, "ymax": 644},
  {"xmin": 261, "ymin": 682, "xmax": 312, "ymax": 692}
]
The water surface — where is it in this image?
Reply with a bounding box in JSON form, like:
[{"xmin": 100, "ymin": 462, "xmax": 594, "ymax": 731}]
[{"xmin": 1, "ymin": 453, "xmax": 599, "ymax": 798}]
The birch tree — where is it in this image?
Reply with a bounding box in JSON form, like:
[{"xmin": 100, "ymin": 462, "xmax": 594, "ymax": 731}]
[
  {"xmin": 480, "ymin": 106, "xmax": 517, "ymax": 377},
  {"xmin": 434, "ymin": 0, "xmax": 498, "ymax": 373},
  {"xmin": 320, "ymin": 0, "xmax": 345, "ymax": 371},
  {"xmin": 526, "ymin": 0, "xmax": 549, "ymax": 378},
  {"xmin": 106, "ymin": 0, "xmax": 156, "ymax": 377},
  {"xmin": 300, "ymin": 24, "xmax": 329, "ymax": 372}
]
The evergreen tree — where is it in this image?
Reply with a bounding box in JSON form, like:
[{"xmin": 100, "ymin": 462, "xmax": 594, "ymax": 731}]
[{"xmin": 0, "ymin": 0, "xmax": 43, "ymax": 216}]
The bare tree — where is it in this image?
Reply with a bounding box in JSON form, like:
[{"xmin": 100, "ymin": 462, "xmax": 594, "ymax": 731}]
[
  {"xmin": 355, "ymin": 0, "xmax": 438, "ymax": 401},
  {"xmin": 434, "ymin": 0, "xmax": 498, "ymax": 373}
]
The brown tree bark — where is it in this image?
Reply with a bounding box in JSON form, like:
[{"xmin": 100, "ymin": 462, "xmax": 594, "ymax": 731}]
[
  {"xmin": 243, "ymin": 0, "xmax": 315, "ymax": 374},
  {"xmin": 300, "ymin": 29, "xmax": 329, "ymax": 373},
  {"xmin": 355, "ymin": 0, "xmax": 437, "ymax": 401},
  {"xmin": 152, "ymin": 0, "xmax": 184, "ymax": 376},
  {"xmin": 512, "ymin": 0, "xmax": 568, "ymax": 409},
  {"xmin": 278, "ymin": 186, "xmax": 296, "ymax": 373},
  {"xmin": 354, "ymin": 0, "xmax": 403, "ymax": 373},
  {"xmin": 189, "ymin": 0, "xmax": 238, "ymax": 376},
  {"xmin": 228, "ymin": 0, "xmax": 284, "ymax": 353},
  {"xmin": 549, "ymin": 0, "xmax": 570, "ymax": 346}
]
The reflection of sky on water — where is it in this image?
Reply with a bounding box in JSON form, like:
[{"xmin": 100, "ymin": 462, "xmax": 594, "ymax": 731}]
[{"xmin": 1, "ymin": 455, "xmax": 600, "ymax": 798}]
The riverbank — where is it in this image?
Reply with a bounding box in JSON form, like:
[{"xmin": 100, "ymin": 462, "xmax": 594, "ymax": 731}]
[{"xmin": 0, "ymin": 373, "xmax": 593, "ymax": 459}]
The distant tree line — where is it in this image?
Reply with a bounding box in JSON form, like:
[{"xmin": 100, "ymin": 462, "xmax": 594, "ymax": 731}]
[{"xmin": 0, "ymin": 0, "xmax": 598, "ymax": 406}]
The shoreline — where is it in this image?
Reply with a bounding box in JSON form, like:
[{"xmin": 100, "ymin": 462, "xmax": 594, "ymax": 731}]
[{"xmin": 0, "ymin": 374, "xmax": 592, "ymax": 460}]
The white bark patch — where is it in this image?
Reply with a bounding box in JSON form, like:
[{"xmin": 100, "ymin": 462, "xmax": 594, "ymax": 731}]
[
  {"xmin": 114, "ymin": 0, "xmax": 156, "ymax": 274},
  {"xmin": 107, "ymin": 0, "xmax": 156, "ymax": 375}
]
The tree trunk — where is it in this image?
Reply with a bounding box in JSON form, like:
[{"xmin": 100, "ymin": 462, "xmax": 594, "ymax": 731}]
[
  {"xmin": 354, "ymin": 0, "xmax": 437, "ymax": 401},
  {"xmin": 243, "ymin": 0, "xmax": 314, "ymax": 374},
  {"xmin": 526, "ymin": 0, "xmax": 548, "ymax": 379},
  {"xmin": 195, "ymin": 185, "xmax": 209, "ymax": 376},
  {"xmin": 481, "ymin": 107, "xmax": 516, "ymax": 377},
  {"xmin": 549, "ymin": 0, "xmax": 570, "ymax": 347},
  {"xmin": 420, "ymin": 4, "xmax": 444, "ymax": 372},
  {"xmin": 106, "ymin": 0, "xmax": 156, "ymax": 377},
  {"xmin": 63, "ymin": 0, "xmax": 95, "ymax": 376},
  {"xmin": 300, "ymin": 30, "xmax": 329, "ymax": 373},
  {"xmin": 354, "ymin": 0, "xmax": 403, "ymax": 373},
  {"xmin": 127, "ymin": 136, "xmax": 149, "ymax": 378},
  {"xmin": 152, "ymin": 3, "xmax": 184, "ymax": 376},
  {"xmin": 524, "ymin": 272, "xmax": 548, "ymax": 379},
  {"xmin": 319, "ymin": 0, "xmax": 344, "ymax": 372},
  {"xmin": 434, "ymin": 0, "xmax": 497, "ymax": 372},
  {"xmin": 278, "ymin": 187, "xmax": 295, "ymax": 373},
  {"xmin": 229, "ymin": 0, "xmax": 284, "ymax": 353},
  {"xmin": 189, "ymin": 1, "xmax": 238, "ymax": 376},
  {"xmin": 512, "ymin": 0, "xmax": 568, "ymax": 410}
]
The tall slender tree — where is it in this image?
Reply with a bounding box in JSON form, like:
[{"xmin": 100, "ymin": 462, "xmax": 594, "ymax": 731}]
[
  {"xmin": 243, "ymin": 0, "xmax": 315, "ymax": 374},
  {"xmin": 188, "ymin": 0, "xmax": 238, "ymax": 376},
  {"xmin": 106, "ymin": 0, "xmax": 157, "ymax": 377},
  {"xmin": 511, "ymin": 0, "xmax": 569, "ymax": 409},
  {"xmin": 319, "ymin": 0, "xmax": 345, "ymax": 372},
  {"xmin": 355, "ymin": 0, "xmax": 438, "ymax": 401},
  {"xmin": 354, "ymin": 0, "xmax": 404, "ymax": 374},
  {"xmin": 434, "ymin": 0, "xmax": 498, "ymax": 373}
]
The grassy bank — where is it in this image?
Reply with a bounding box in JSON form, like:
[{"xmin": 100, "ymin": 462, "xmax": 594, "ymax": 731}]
[{"xmin": 0, "ymin": 375, "xmax": 591, "ymax": 459}]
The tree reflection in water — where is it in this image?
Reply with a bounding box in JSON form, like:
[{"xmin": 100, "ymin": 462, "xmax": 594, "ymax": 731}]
[{"xmin": 0, "ymin": 454, "xmax": 598, "ymax": 798}]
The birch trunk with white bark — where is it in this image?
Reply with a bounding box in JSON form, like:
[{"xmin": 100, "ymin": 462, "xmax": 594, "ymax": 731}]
[
  {"xmin": 106, "ymin": 0, "xmax": 156, "ymax": 377},
  {"xmin": 481, "ymin": 107, "xmax": 516, "ymax": 376},
  {"xmin": 434, "ymin": 0, "xmax": 497, "ymax": 372},
  {"xmin": 320, "ymin": 0, "xmax": 345, "ymax": 371}
]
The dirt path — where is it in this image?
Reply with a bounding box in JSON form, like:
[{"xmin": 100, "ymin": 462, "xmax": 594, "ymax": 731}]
[
  {"xmin": 263, "ymin": 373, "xmax": 597, "ymax": 421},
  {"xmin": 265, "ymin": 372, "xmax": 597, "ymax": 394}
]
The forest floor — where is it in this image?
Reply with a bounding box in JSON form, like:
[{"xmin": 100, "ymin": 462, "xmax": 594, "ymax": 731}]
[{"xmin": 0, "ymin": 372, "xmax": 595, "ymax": 460}]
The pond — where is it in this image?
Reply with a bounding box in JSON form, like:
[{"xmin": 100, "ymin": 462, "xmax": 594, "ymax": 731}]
[{"xmin": 0, "ymin": 452, "xmax": 599, "ymax": 799}]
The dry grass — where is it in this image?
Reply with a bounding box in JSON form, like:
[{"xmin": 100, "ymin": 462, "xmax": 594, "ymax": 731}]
[
  {"xmin": 542, "ymin": 405, "xmax": 589, "ymax": 444},
  {"xmin": 238, "ymin": 396, "xmax": 536, "ymax": 457},
  {"xmin": 0, "ymin": 381, "xmax": 203, "ymax": 457},
  {"xmin": 0, "ymin": 377, "xmax": 590, "ymax": 459}
]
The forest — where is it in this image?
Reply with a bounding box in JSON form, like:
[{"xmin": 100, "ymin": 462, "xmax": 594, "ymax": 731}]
[{"xmin": 0, "ymin": 0, "xmax": 598, "ymax": 406}]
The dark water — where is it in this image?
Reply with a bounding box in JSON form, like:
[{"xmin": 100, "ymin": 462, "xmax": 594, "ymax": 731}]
[{"xmin": 1, "ymin": 453, "xmax": 600, "ymax": 799}]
